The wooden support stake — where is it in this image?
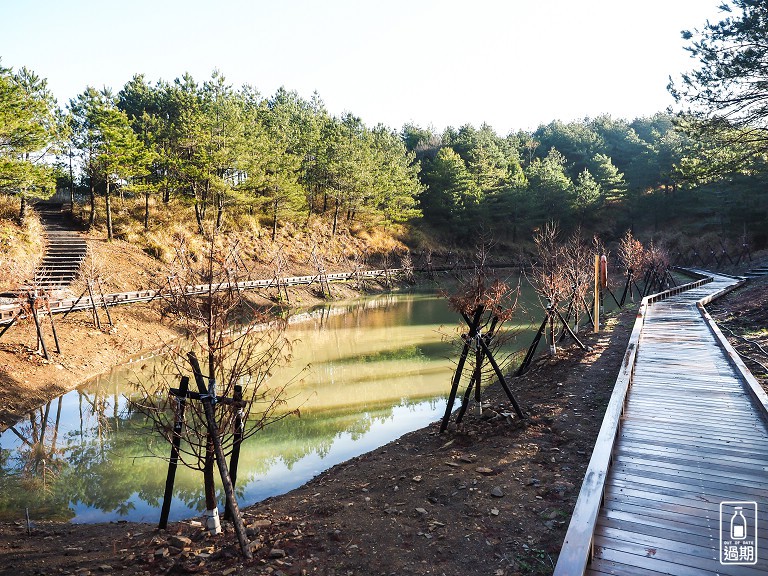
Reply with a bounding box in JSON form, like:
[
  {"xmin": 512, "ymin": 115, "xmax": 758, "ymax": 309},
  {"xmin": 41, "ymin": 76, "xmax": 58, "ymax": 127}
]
[
  {"xmin": 473, "ymin": 328, "xmax": 524, "ymax": 419},
  {"xmin": 0, "ymin": 316, "xmax": 18, "ymax": 341},
  {"xmin": 97, "ymin": 277, "xmax": 113, "ymax": 326},
  {"xmin": 45, "ymin": 298, "xmax": 61, "ymax": 354},
  {"xmin": 439, "ymin": 306, "xmax": 484, "ymax": 433},
  {"xmin": 63, "ymin": 288, "xmax": 88, "ymax": 319},
  {"xmin": 224, "ymin": 385, "xmax": 244, "ymax": 522},
  {"xmin": 579, "ymin": 294, "xmax": 595, "ymax": 329},
  {"xmin": 619, "ymin": 271, "xmax": 632, "ymax": 307},
  {"xmin": 456, "ymin": 340, "xmax": 484, "ymax": 425},
  {"xmin": 558, "ymin": 289, "xmax": 578, "ymax": 343},
  {"xmin": 605, "ymin": 286, "xmax": 621, "ymax": 308},
  {"xmin": 187, "ymin": 352, "xmax": 252, "ymax": 559},
  {"xmin": 86, "ymin": 281, "xmax": 101, "ymax": 329},
  {"xmin": 159, "ymin": 376, "xmax": 189, "ymax": 529},
  {"xmin": 29, "ymin": 295, "xmax": 49, "ymax": 360},
  {"xmin": 555, "ymin": 309, "xmax": 588, "ymax": 351},
  {"xmin": 516, "ymin": 314, "xmax": 548, "ymax": 376}
]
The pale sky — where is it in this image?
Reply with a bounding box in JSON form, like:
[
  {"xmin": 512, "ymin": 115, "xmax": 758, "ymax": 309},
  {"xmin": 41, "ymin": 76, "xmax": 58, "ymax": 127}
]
[{"xmin": 1, "ymin": 0, "xmax": 724, "ymax": 134}]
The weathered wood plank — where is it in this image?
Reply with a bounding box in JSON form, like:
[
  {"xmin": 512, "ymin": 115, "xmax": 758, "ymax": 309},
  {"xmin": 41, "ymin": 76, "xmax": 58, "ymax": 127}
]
[
  {"xmin": 615, "ymin": 444, "xmax": 768, "ymax": 472},
  {"xmin": 614, "ymin": 459, "xmax": 768, "ymax": 487},
  {"xmin": 591, "ymin": 536, "xmax": 766, "ymax": 576}
]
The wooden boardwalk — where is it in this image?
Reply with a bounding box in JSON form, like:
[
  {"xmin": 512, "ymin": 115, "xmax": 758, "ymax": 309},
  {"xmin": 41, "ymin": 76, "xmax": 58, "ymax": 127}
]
[{"xmin": 556, "ymin": 272, "xmax": 768, "ymax": 575}]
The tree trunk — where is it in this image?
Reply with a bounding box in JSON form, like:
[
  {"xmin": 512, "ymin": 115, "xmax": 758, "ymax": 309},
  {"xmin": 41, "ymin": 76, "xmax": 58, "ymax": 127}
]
[
  {"xmin": 272, "ymin": 197, "xmax": 278, "ymax": 242},
  {"xmin": 89, "ymin": 180, "xmax": 96, "ymax": 228},
  {"xmin": 215, "ymin": 193, "xmax": 224, "ymax": 231},
  {"xmin": 18, "ymin": 195, "xmax": 26, "ymax": 224},
  {"xmin": 203, "ymin": 437, "xmax": 219, "ymax": 534},
  {"xmin": 69, "ymin": 150, "xmax": 75, "ymax": 214},
  {"xmin": 548, "ymin": 312, "xmax": 557, "ymax": 356},
  {"xmin": 194, "ymin": 202, "xmax": 205, "ymax": 235},
  {"xmin": 105, "ymin": 179, "xmax": 113, "ymax": 240},
  {"xmin": 193, "ymin": 183, "xmax": 204, "ymax": 235},
  {"xmin": 144, "ymin": 191, "xmax": 150, "ymax": 230},
  {"xmin": 332, "ymin": 197, "xmax": 340, "ymax": 235}
]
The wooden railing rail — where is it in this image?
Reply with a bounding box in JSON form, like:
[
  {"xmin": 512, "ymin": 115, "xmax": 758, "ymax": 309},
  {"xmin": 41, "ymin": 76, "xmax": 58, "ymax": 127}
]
[{"xmin": 0, "ymin": 268, "xmax": 406, "ymax": 325}]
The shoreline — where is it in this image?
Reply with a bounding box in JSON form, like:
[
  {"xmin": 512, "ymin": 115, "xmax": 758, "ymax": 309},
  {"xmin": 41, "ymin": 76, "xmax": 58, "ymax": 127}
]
[
  {"xmin": 0, "ymin": 278, "xmax": 418, "ymax": 431},
  {"xmin": 0, "ymin": 304, "xmax": 637, "ymax": 575}
]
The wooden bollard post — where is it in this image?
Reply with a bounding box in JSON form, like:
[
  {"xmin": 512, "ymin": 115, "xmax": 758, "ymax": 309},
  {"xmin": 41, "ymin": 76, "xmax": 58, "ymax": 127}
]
[{"xmin": 593, "ymin": 255, "xmax": 600, "ymax": 333}]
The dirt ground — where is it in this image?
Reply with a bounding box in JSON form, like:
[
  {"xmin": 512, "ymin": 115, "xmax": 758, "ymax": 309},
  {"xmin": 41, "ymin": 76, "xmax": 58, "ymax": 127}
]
[
  {"xmin": 708, "ymin": 274, "xmax": 768, "ymax": 392},
  {"xmin": 0, "ymin": 307, "xmax": 635, "ymax": 576}
]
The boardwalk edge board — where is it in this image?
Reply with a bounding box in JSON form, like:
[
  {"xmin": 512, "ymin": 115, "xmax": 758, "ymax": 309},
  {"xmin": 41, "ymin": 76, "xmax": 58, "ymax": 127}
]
[
  {"xmin": 553, "ymin": 271, "xmax": 724, "ymax": 575},
  {"xmin": 697, "ymin": 295, "xmax": 768, "ymax": 420}
]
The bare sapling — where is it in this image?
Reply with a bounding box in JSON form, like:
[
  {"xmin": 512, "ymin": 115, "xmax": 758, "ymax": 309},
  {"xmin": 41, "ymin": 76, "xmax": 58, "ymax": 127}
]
[
  {"xmin": 562, "ymin": 228, "xmax": 593, "ymax": 334},
  {"xmin": 129, "ymin": 231, "xmax": 298, "ymax": 554},
  {"xmin": 529, "ymin": 223, "xmax": 569, "ymax": 356},
  {"xmin": 643, "ymin": 241, "xmax": 673, "ymax": 295},
  {"xmin": 618, "ymin": 230, "xmax": 645, "ymax": 304},
  {"xmin": 439, "ymin": 240, "xmax": 524, "ymax": 431}
]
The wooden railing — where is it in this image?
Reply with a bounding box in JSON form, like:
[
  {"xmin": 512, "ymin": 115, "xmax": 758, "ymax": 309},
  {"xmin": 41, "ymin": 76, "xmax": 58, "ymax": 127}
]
[
  {"xmin": 0, "ymin": 268, "xmax": 404, "ymax": 325},
  {"xmin": 552, "ymin": 272, "xmax": 714, "ymax": 575}
]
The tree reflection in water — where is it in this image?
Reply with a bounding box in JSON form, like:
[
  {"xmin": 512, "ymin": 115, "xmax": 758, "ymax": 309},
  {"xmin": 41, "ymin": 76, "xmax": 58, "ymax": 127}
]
[{"xmin": 0, "ymin": 293, "xmax": 524, "ymax": 522}]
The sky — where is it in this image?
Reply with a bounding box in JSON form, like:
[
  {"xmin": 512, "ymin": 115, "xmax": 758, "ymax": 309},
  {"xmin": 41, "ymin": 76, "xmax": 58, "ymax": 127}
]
[{"xmin": 0, "ymin": 0, "xmax": 726, "ymax": 134}]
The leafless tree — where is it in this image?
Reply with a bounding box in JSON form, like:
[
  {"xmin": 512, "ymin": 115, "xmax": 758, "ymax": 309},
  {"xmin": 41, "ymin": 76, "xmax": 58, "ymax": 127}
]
[
  {"xmin": 618, "ymin": 230, "xmax": 645, "ymax": 304},
  {"xmin": 445, "ymin": 241, "xmax": 521, "ymax": 384},
  {"xmin": 561, "ymin": 228, "xmax": 593, "ymax": 333},
  {"xmin": 129, "ymin": 231, "xmax": 298, "ymax": 534},
  {"xmin": 528, "ymin": 222, "xmax": 570, "ymax": 355},
  {"xmin": 439, "ymin": 240, "xmax": 523, "ymax": 429}
]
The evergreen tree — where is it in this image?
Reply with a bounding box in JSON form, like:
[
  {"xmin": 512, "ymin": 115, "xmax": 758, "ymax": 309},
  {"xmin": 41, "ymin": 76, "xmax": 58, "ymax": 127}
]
[
  {"xmin": 525, "ymin": 148, "xmax": 573, "ymax": 226},
  {"xmin": 0, "ymin": 64, "xmax": 60, "ymax": 221},
  {"xmin": 422, "ymin": 147, "xmax": 481, "ymax": 231},
  {"xmin": 590, "ymin": 153, "xmax": 626, "ymax": 201},
  {"xmin": 572, "ymin": 168, "xmax": 601, "ymax": 223},
  {"xmin": 69, "ymin": 87, "xmax": 152, "ymax": 239}
]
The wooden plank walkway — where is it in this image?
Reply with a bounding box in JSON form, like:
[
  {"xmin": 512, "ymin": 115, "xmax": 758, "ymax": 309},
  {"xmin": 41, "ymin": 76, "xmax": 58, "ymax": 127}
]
[{"xmin": 556, "ymin": 272, "xmax": 768, "ymax": 575}]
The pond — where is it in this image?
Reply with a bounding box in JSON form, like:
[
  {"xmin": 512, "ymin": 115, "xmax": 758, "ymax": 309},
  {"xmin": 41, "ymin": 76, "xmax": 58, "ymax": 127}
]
[{"xmin": 0, "ymin": 289, "xmax": 545, "ymax": 524}]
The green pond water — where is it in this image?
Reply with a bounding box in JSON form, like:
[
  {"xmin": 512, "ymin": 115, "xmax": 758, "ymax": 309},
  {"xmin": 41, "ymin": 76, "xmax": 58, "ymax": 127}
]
[{"xmin": 0, "ymin": 290, "xmax": 545, "ymax": 524}]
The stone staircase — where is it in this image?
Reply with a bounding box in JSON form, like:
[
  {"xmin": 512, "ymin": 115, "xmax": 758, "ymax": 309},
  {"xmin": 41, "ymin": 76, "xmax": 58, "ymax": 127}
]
[{"xmin": 29, "ymin": 203, "xmax": 88, "ymax": 291}]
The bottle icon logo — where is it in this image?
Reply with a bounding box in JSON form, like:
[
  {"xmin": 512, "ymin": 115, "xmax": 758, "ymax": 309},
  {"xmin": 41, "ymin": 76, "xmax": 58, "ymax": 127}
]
[
  {"xmin": 720, "ymin": 501, "xmax": 758, "ymax": 565},
  {"xmin": 731, "ymin": 507, "xmax": 747, "ymax": 540}
]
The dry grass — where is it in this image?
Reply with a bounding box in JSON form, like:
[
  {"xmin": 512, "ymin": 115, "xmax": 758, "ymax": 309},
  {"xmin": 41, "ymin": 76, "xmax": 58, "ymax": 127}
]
[
  {"xmin": 0, "ymin": 196, "xmax": 44, "ymax": 292},
  {"xmin": 71, "ymin": 196, "xmax": 411, "ymax": 293}
]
